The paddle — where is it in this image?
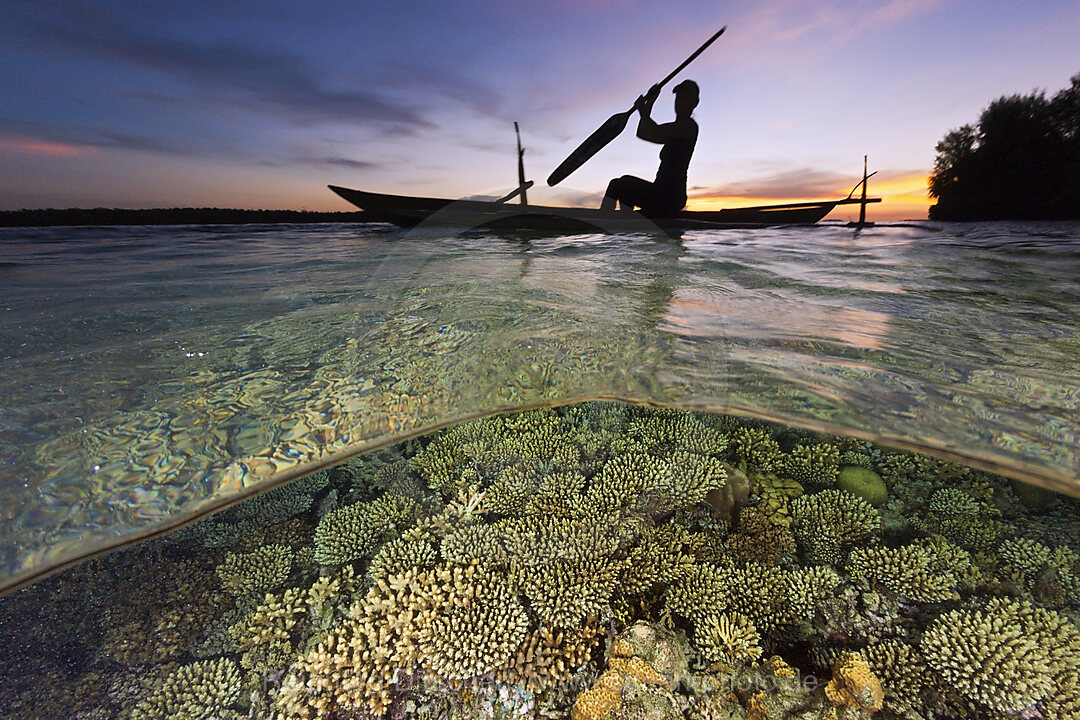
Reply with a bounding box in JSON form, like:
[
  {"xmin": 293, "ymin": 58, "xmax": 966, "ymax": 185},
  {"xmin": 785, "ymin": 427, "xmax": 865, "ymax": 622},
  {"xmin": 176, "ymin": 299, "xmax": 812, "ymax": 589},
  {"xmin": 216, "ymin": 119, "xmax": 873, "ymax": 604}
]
[{"xmin": 546, "ymin": 25, "xmax": 726, "ymax": 187}]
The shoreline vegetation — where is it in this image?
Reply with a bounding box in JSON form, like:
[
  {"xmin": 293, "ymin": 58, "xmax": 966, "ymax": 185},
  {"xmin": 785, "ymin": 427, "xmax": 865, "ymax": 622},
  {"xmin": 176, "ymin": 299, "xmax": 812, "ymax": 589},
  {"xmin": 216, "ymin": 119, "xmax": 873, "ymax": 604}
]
[
  {"xmin": 929, "ymin": 72, "xmax": 1079, "ymax": 221},
  {"xmin": 0, "ymin": 207, "xmax": 367, "ymax": 228}
]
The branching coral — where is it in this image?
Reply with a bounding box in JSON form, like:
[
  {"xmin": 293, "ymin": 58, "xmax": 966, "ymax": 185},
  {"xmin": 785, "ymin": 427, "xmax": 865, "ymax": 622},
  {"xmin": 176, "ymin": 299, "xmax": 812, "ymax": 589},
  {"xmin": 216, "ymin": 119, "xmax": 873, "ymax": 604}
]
[
  {"xmin": 216, "ymin": 544, "xmax": 292, "ymax": 596},
  {"xmin": 779, "ymin": 443, "xmax": 840, "ymax": 488},
  {"xmin": 130, "ymin": 658, "xmax": 242, "ymax": 720},
  {"xmin": 627, "ymin": 409, "xmax": 729, "ymax": 456},
  {"xmin": 790, "ymin": 489, "xmax": 880, "ymax": 564},
  {"xmin": 727, "ymin": 507, "xmax": 796, "ymax": 564},
  {"xmin": 368, "ymin": 527, "xmax": 440, "ymax": 581},
  {"xmin": 495, "ymin": 620, "xmax": 601, "ymax": 691},
  {"xmin": 521, "ymin": 555, "xmax": 623, "ymax": 629},
  {"xmin": 848, "ymin": 544, "xmax": 960, "ymax": 603},
  {"xmin": 312, "ymin": 493, "xmax": 417, "ymax": 565},
  {"xmin": 695, "ymin": 612, "xmax": 762, "ymax": 665},
  {"xmin": 277, "ymin": 560, "xmax": 530, "ymax": 717},
  {"xmin": 728, "ymin": 426, "xmax": 781, "ymax": 471},
  {"xmin": 858, "ymin": 640, "xmax": 927, "ymax": 719},
  {"xmin": 919, "ymin": 598, "xmax": 1080, "ymax": 713},
  {"xmin": 912, "ymin": 488, "xmax": 1006, "ymax": 551}
]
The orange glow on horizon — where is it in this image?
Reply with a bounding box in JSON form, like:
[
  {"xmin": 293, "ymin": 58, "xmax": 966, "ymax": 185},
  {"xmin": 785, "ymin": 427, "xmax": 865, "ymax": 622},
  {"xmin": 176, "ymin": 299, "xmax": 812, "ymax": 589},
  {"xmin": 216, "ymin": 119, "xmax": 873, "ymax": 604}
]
[
  {"xmin": 687, "ymin": 172, "xmax": 932, "ymax": 221},
  {"xmin": 0, "ymin": 135, "xmax": 93, "ymax": 158}
]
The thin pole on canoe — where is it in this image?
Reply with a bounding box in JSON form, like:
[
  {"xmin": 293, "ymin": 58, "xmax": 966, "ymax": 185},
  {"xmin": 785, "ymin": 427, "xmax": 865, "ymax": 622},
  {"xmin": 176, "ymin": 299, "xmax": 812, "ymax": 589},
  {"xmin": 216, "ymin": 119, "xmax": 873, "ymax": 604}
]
[
  {"xmin": 515, "ymin": 122, "xmax": 528, "ymax": 206},
  {"xmin": 496, "ymin": 123, "xmax": 534, "ymax": 205},
  {"xmin": 846, "ymin": 155, "xmax": 877, "ymax": 227}
]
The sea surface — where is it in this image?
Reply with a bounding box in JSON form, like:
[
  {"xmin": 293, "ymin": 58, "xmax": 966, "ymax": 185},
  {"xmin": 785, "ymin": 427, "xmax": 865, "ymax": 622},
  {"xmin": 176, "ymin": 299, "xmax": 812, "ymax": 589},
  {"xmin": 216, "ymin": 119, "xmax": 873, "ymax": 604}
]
[
  {"xmin": 2, "ymin": 220, "xmax": 1080, "ymax": 591},
  {"xmin": 2, "ymin": 219, "xmax": 1080, "ymax": 719}
]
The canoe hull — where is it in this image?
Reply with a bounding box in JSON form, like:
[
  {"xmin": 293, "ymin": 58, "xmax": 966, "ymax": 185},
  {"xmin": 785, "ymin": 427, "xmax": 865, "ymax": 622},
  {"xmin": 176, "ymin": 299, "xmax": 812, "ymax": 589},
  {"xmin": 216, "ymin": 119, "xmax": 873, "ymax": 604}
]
[{"xmin": 328, "ymin": 185, "xmax": 879, "ymax": 232}]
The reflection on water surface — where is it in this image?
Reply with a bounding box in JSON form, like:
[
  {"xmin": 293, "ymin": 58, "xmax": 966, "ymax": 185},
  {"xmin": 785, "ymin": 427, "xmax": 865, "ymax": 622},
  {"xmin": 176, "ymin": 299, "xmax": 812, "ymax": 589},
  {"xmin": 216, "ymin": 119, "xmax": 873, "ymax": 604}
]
[{"xmin": 1, "ymin": 221, "xmax": 1079, "ymax": 599}]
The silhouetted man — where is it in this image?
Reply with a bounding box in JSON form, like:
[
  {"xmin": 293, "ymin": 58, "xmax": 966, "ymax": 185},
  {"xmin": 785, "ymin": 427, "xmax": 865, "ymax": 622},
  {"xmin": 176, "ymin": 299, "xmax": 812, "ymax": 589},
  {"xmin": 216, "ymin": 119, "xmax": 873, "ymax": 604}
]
[{"xmin": 601, "ymin": 79, "xmax": 699, "ymax": 215}]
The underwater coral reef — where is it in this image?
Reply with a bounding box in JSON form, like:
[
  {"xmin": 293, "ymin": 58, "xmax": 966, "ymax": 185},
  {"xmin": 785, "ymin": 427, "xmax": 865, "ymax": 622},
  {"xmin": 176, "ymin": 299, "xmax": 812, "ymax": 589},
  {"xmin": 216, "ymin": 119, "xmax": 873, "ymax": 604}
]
[{"xmin": 1, "ymin": 402, "xmax": 1079, "ymax": 720}]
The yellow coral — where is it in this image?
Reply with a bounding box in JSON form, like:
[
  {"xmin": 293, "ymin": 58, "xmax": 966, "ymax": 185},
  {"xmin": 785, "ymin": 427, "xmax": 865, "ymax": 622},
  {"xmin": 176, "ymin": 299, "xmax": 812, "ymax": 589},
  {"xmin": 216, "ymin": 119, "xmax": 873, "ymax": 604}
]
[
  {"xmin": 572, "ymin": 670, "xmax": 623, "ymax": 720},
  {"xmin": 824, "ymin": 652, "xmax": 883, "ymax": 713},
  {"xmin": 610, "ymin": 656, "xmax": 667, "ymax": 686}
]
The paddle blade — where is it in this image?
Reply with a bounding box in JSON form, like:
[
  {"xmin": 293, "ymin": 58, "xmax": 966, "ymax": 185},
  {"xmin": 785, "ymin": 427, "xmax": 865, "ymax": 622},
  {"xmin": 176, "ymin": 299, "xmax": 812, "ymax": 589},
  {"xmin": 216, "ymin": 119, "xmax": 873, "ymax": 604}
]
[{"xmin": 547, "ymin": 109, "xmax": 633, "ymax": 186}]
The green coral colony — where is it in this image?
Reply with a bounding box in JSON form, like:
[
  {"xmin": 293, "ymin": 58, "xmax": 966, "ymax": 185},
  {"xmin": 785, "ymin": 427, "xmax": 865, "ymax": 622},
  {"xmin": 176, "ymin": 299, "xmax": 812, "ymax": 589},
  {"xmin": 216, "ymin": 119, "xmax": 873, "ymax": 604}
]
[{"xmin": 2, "ymin": 403, "xmax": 1079, "ymax": 720}]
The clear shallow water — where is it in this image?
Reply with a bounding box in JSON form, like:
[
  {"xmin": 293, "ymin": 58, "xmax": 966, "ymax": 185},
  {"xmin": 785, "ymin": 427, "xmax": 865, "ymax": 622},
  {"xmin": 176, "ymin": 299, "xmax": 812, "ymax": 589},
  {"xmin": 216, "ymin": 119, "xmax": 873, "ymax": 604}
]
[{"xmin": 2, "ymin": 220, "xmax": 1080, "ymax": 592}]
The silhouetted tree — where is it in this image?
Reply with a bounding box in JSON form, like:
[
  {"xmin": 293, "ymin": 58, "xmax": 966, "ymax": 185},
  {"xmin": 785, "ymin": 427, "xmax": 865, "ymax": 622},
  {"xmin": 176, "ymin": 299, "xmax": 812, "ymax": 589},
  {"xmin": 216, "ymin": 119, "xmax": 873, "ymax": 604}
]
[{"xmin": 929, "ymin": 74, "xmax": 1080, "ymax": 221}]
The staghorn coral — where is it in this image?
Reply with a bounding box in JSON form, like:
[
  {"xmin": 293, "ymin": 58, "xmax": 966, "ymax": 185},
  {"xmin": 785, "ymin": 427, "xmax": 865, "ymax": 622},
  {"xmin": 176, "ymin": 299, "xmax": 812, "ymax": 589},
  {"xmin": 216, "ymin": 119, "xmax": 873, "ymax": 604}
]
[
  {"xmin": 665, "ymin": 561, "xmax": 791, "ymax": 637},
  {"xmin": 585, "ymin": 452, "xmax": 673, "ymax": 514},
  {"xmin": 312, "ymin": 493, "xmax": 417, "ymax": 565},
  {"xmin": 420, "ymin": 563, "xmax": 530, "ymax": 680},
  {"xmin": 784, "ymin": 565, "xmax": 841, "ymax": 623},
  {"xmin": 847, "ymin": 544, "xmax": 960, "ymax": 603},
  {"xmin": 216, "ymin": 544, "xmax": 292, "ymax": 596},
  {"xmin": 627, "ymin": 409, "xmax": 729, "ymax": 456},
  {"xmin": 130, "ymin": 658, "xmax": 242, "ymax": 720},
  {"xmin": 276, "ymin": 560, "xmax": 530, "ymax": 718},
  {"xmin": 824, "ymin": 652, "xmax": 883, "ymax": 713},
  {"xmin": 665, "ymin": 450, "xmax": 728, "ymax": 509},
  {"xmin": 231, "ymin": 587, "xmax": 306, "ymax": 673},
  {"xmin": 912, "ymin": 487, "xmax": 1007, "ymax": 552},
  {"xmin": 779, "ymin": 443, "xmax": 841, "ymax": 488},
  {"xmin": 790, "ymin": 489, "xmax": 880, "ymax": 564},
  {"xmin": 620, "ymin": 522, "xmax": 701, "ymax": 595},
  {"xmin": 522, "ymin": 555, "xmax": 623, "ymax": 629},
  {"xmin": 696, "ymin": 612, "xmax": 763, "ymax": 665},
  {"xmin": 996, "ymin": 536, "xmax": 1053, "ymax": 588},
  {"xmin": 440, "ymin": 520, "xmax": 508, "ymax": 565}
]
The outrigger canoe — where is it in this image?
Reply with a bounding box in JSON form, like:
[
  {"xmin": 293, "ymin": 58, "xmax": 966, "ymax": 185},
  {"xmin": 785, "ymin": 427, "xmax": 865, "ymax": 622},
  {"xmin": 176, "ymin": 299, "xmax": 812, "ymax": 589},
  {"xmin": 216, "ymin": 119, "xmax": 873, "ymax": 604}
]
[{"xmin": 329, "ymin": 185, "xmax": 881, "ymax": 233}]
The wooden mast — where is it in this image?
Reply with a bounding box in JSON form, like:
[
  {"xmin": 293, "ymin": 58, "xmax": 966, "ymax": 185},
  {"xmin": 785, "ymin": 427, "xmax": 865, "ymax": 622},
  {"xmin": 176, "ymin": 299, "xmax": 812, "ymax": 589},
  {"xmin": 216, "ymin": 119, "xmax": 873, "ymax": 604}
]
[{"xmin": 515, "ymin": 122, "xmax": 528, "ymax": 206}]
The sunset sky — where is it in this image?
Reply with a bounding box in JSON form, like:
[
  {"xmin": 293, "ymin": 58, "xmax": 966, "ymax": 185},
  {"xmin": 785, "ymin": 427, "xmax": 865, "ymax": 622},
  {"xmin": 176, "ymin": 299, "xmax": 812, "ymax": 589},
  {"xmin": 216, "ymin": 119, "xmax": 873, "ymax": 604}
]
[{"xmin": 2, "ymin": 1, "xmax": 1078, "ymax": 221}]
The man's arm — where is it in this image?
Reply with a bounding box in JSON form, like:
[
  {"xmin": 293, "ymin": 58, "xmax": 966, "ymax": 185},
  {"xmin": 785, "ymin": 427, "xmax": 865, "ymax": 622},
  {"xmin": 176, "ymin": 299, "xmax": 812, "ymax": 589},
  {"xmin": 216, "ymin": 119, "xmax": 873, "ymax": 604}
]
[{"xmin": 634, "ymin": 84, "xmax": 693, "ymax": 144}]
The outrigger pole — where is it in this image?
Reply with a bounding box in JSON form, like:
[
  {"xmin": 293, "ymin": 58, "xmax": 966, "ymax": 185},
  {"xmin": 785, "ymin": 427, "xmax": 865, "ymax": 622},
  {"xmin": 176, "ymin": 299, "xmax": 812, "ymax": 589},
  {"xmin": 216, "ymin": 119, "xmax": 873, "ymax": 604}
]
[
  {"xmin": 495, "ymin": 122, "xmax": 534, "ymax": 205},
  {"xmin": 846, "ymin": 155, "xmax": 878, "ymax": 227}
]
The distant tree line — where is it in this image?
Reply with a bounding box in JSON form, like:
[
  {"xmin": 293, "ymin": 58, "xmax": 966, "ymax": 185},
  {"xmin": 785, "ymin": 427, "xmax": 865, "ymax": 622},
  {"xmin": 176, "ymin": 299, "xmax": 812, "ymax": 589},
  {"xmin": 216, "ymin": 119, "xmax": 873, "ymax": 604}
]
[
  {"xmin": 929, "ymin": 73, "xmax": 1080, "ymax": 221},
  {"xmin": 0, "ymin": 207, "xmax": 367, "ymax": 228}
]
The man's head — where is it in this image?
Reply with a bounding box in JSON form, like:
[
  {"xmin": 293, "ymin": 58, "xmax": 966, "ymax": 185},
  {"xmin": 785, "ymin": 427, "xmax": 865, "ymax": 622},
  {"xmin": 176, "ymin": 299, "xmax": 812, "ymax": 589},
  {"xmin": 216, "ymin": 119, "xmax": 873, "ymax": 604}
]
[{"xmin": 673, "ymin": 79, "xmax": 700, "ymax": 114}]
